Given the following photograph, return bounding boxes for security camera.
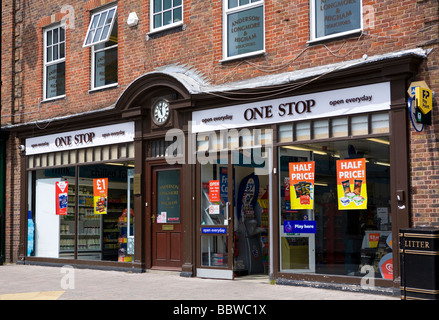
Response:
[18,145,25,152]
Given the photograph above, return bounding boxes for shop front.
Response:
[23,121,140,270]
[189,67,414,291]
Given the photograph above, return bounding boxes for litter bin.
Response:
[400,227,439,300]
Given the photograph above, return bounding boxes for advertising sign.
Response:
[209,180,220,202]
[227,6,264,58]
[336,158,367,210]
[55,181,68,215]
[289,161,315,210]
[284,220,317,234]
[314,0,361,39]
[93,178,108,215]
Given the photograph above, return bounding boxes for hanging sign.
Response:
[55,181,68,215]
[289,161,315,210]
[93,178,108,214]
[336,158,367,210]
[414,86,433,125]
[209,180,220,202]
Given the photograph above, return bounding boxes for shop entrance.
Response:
[197,144,272,280]
[151,166,183,270]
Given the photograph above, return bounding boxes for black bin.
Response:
[400,227,439,300]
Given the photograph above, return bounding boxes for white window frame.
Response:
[150,0,184,33]
[309,0,363,43]
[43,24,66,101]
[222,0,265,62]
[84,5,118,91]
[83,5,118,48]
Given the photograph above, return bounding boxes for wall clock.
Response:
[152,99,170,126]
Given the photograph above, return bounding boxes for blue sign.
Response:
[202,227,227,234]
[284,220,316,234]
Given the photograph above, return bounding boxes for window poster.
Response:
[314,0,361,39]
[336,158,367,210]
[55,181,68,215]
[289,162,315,210]
[157,170,180,223]
[227,5,264,58]
[209,180,220,202]
[93,178,108,214]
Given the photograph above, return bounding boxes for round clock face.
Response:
[152,99,169,126]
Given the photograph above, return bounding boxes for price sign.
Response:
[93,178,108,215]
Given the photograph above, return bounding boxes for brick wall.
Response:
[1,0,438,261]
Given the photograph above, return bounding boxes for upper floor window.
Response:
[310,0,362,42]
[223,0,264,61]
[83,5,118,90]
[44,24,66,100]
[151,0,183,32]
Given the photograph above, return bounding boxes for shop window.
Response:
[279,137,392,279]
[277,113,389,143]
[309,0,362,42]
[151,0,183,32]
[27,163,135,262]
[223,0,264,60]
[43,24,66,100]
[83,5,118,90]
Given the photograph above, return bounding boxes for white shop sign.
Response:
[192,82,390,133]
[25,122,135,155]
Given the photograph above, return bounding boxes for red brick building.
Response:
[1,0,438,295]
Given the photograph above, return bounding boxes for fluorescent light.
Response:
[367,138,390,145]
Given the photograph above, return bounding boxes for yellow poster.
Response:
[93,178,108,215]
[336,158,367,210]
[289,161,315,210]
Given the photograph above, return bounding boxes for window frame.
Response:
[43,24,66,101]
[222,0,265,62]
[83,5,118,48]
[86,5,118,91]
[309,0,363,43]
[149,0,184,33]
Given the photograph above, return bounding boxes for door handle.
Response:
[151,214,156,223]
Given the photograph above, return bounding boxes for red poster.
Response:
[209,180,220,202]
[55,181,68,215]
[93,178,108,214]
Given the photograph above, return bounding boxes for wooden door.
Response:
[151,166,183,270]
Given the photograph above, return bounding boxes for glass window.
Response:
[279,137,392,279]
[83,6,117,47]
[87,6,118,90]
[224,0,264,60]
[28,162,135,263]
[151,0,183,31]
[310,0,362,42]
[44,25,66,100]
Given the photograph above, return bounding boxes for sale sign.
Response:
[93,178,108,214]
[209,180,220,202]
[336,158,367,210]
[289,161,315,210]
[55,181,68,215]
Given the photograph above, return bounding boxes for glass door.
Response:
[197,152,234,279]
[279,148,316,273]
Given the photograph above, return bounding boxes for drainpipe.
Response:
[0,130,8,264]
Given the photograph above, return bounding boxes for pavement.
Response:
[0,263,399,302]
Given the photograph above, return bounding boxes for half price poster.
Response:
[93,178,108,215]
[336,158,367,210]
[289,161,315,210]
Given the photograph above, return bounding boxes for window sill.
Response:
[146,23,185,40]
[307,29,363,45]
[220,50,266,64]
[41,95,66,104]
[88,83,119,94]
